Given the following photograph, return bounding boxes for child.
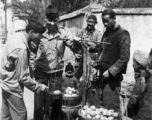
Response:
[62,62,79,91]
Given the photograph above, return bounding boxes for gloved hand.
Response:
[41,84,49,93]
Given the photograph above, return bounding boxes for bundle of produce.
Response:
[63,87,79,97]
[78,104,119,120]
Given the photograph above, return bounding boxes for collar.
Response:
[105,25,121,33]
[85,27,95,35]
[43,26,61,41]
[19,32,31,52]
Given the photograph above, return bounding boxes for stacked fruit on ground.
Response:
[79,105,119,120]
[63,87,78,97]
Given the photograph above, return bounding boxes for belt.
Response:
[49,70,63,78]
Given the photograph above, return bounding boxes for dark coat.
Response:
[98,25,131,114]
[127,77,145,118]
[99,25,130,77]
[133,76,152,120]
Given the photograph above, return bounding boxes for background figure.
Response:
[132,48,152,120]
[127,50,148,118]
[70,14,102,81]
[95,8,130,119]
[62,62,79,91]
[0,19,48,120]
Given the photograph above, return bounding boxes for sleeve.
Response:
[4,49,20,72]
[96,31,102,43]
[29,51,37,78]
[134,82,152,120]
[76,29,83,38]
[108,32,131,77]
[91,31,103,49]
[16,49,44,93]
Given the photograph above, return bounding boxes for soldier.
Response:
[0,19,48,120]
[33,5,73,120]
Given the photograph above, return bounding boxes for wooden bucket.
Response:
[62,104,81,120]
[62,95,81,107]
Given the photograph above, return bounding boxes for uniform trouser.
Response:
[34,79,48,120]
[1,90,27,120]
[49,72,63,120]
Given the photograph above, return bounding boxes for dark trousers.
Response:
[100,75,122,119]
[34,69,49,120]
[1,90,27,120]
[48,71,64,120]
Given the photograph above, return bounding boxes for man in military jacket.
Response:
[33,5,72,120]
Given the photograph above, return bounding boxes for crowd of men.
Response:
[0,4,152,120]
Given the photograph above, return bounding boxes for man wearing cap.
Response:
[94,8,131,119]
[0,19,48,120]
[73,14,102,80]
[127,50,148,119]
[130,49,152,120]
[33,5,73,119]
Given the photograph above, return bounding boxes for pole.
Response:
[82,46,87,107]
[4,0,7,40]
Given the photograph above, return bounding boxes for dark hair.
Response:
[26,19,46,34]
[65,62,74,72]
[46,5,59,21]
[102,8,116,19]
[87,15,97,23]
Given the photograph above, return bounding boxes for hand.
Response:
[103,70,110,79]
[130,95,138,104]
[41,84,49,93]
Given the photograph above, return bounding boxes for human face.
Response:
[133,60,146,78]
[45,17,59,25]
[87,19,96,30]
[29,32,42,51]
[45,17,59,33]
[102,15,115,31]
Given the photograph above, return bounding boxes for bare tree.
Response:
[12,0,51,24]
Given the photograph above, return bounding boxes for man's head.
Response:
[133,50,149,78]
[45,5,59,34]
[101,9,116,31]
[86,15,97,31]
[26,19,46,52]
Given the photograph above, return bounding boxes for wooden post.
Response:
[4,0,7,40]
[82,46,87,107]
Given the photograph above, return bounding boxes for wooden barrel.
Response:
[62,104,81,120]
[62,95,81,107]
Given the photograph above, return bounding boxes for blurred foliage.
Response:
[12,0,51,24]
[11,0,152,24]
[98,0,152,8]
